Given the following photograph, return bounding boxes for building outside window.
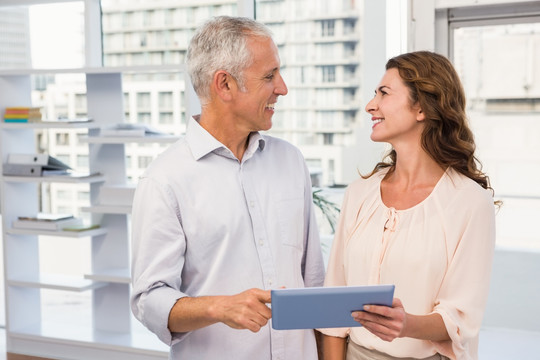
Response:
[321,19,335,37]
[322,65,336,83]
[452,21,540,250]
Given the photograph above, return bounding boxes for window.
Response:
[343,19,356,35]
[0,2,84,69]
[323,133,334,145]
[159,91,173,108]
[321,20,335,37]
[137,112,151,123]
[136,92,151,109]
[57,190,72,200]
[138,155,153,169]
[159,112,174,124]
[77,191,89,201]
[446,6,540,250]
[76,154,88,168]
[321,66,336,83]
[55,154,71,165]
[102,0,236,66]
[55,133,70,146]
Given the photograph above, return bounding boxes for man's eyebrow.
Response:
[262,67,279,77]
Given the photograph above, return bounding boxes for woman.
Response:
[319,51,497,360]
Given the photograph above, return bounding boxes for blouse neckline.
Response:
[377,167,451,212]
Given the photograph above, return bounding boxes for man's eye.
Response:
[265,74,275,80]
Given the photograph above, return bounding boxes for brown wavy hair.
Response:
[365,51,497,199]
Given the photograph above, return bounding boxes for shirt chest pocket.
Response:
[276,197,304,249]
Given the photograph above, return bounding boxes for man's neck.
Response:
[198,111,251,161]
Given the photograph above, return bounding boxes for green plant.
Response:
[312,189,340,234]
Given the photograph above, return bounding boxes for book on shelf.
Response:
[62,223,101,232]
[3,153,71,177]
[3,107,42,123]
[13,213,83,231]
[100,123,166,137]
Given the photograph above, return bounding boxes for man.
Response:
[130,16,325,359]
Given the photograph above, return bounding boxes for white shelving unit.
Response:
[0,68,171,360]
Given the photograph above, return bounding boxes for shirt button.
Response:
[249,201,255,207]
[268,279,273,285]
[259,239,264,246]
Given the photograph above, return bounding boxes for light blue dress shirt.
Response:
[131,117,325,360]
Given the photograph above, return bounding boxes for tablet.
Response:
[271,284,395,330]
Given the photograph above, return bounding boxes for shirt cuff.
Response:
[139,285,188,345]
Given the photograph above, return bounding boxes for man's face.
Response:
[232,36,288,132]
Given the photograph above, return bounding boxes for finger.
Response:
[357,319,397,342]
[257,303,272,320]
[363,304,393,317]
[352,310,385,323]
[249,288,272,304]
[245,313,270,333]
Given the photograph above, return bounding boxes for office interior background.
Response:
[0,0,538,359]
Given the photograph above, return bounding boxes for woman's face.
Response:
[365,68,425,146]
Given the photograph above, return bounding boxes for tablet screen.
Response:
[271,284,395,330]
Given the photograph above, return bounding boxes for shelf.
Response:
[9,321,168,358]
[2,173,106,183]
[1,63,163,360]
[81,205,132,214]
[7,227,107,238]
[84,268,131,284]
[8,273,107,292]
[80,134,180,144]
[0,121,97,129]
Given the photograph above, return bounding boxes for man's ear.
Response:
[213,70,236,101]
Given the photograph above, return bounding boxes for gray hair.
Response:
[186,16,274,105]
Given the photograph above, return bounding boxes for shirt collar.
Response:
[186,116,266,161]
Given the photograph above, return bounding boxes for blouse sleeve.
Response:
[431,188,496,359]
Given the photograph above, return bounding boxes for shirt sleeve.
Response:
[301,159,326,288]
[130,176,189,345]
[431,188,496,359]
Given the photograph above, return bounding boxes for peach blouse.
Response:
[320,168,496,360]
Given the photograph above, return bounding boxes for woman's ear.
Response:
[416,106,425,122]
[213,70,236,101]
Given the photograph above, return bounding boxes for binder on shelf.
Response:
[2,163,42,176]
[8,153,71,168]
[3,153,71,177]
